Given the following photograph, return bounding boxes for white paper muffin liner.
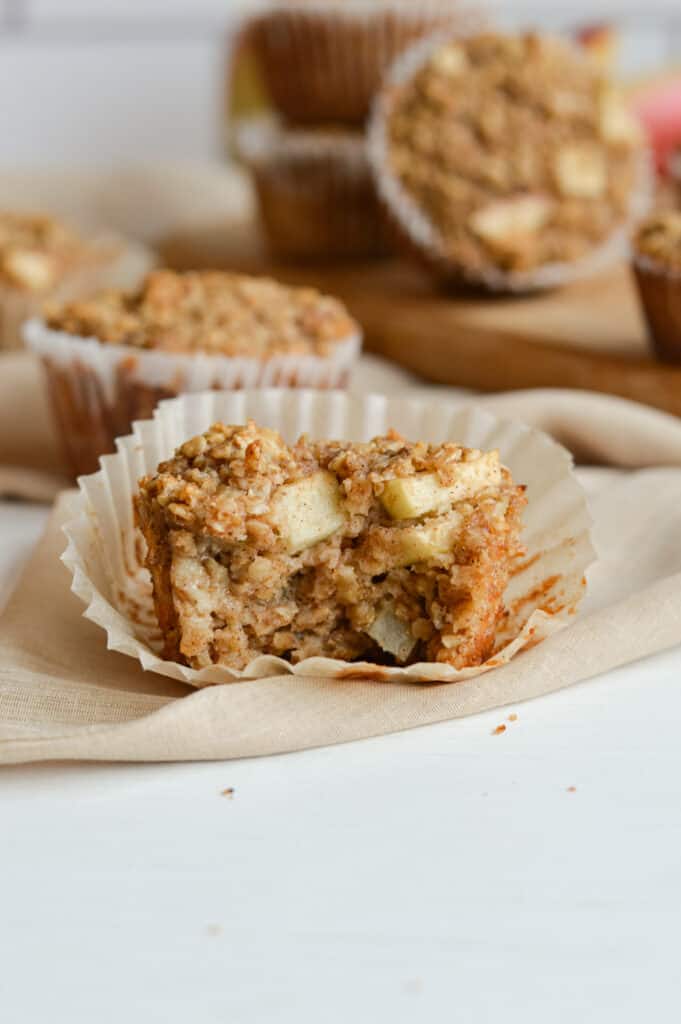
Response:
[24,318,361,477]
[62,388,594,686]
[0,234,154,351]
[367,30,654,293]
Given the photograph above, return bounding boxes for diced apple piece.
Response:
[271,470,346,554]
[366,604,416,663]
[554,144,607,198]
[469,196,552,249]
[429,44,469,77]
[388,518,459,568]
[2,249,56,291]
[599,89,642,146]
[380,451,501,521]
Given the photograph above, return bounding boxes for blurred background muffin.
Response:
[230,0,483,261]
[632,210,681,363]
[368,30,651,291]
[0,211,152,351]
[25,269,362,476]
[246,0,483,125]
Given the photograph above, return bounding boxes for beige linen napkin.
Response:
[2,394,681,764]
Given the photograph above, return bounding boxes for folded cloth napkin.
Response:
[1,384,681,764]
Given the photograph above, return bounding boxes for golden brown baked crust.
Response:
[45,269,358,356]
[385,32,645,274]
[0,212,88,292]
[136,421,526,671]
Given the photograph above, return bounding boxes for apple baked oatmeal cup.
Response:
[368,30,652,292]
[0,210,152,350]
[136,420,526,671]
[24,269,361,478]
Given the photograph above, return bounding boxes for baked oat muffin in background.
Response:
[0,211,150,350]
[632,211,681,364]
[369,30,652,292]
[24,269,361,477]
[247,0,482,126]
[236,118,389,260]
[136,419,525,671]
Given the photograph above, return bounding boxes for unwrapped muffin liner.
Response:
[0,234,154,351]
[247,0,483,125]
[367,30,654,293]
[62,388,594,686]
[23,318,361,478]
[236,117,389,259]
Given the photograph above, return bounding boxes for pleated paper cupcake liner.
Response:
[23,319,362,479]
[367,30,654,294]
[62,388,594,686]
[248,0,483,125]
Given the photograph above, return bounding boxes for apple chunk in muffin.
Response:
[135,421,526,671]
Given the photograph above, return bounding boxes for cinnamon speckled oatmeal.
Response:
[384,31,645,275]
[46,269,358,356]
[0,212,88,292]
[136,421,526,671]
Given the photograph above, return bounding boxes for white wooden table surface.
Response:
[2,492,681,1023]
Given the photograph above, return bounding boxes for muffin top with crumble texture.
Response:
[45,269,359,357]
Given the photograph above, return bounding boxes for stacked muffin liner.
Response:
[237,0,481,260]
[62,389,594,686]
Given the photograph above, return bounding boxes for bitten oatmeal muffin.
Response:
[370,31,649,289]
[633,210,681,363]
[24,270,361,478]
[136,421,526,671]
[0,211,125,350]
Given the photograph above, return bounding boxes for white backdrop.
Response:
[0,0,680,165]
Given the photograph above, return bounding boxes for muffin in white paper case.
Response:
[24,296,360,479]
[62,389,593,686]
[367,30,653,293]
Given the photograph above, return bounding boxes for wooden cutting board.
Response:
[160,224,681,418]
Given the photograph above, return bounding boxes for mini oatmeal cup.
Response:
[247,0,482,126]
[0,210,152,350]
[368,30,652,292]
[24,269,361,478]
[632,211,681,363]
[63,390,594,687]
